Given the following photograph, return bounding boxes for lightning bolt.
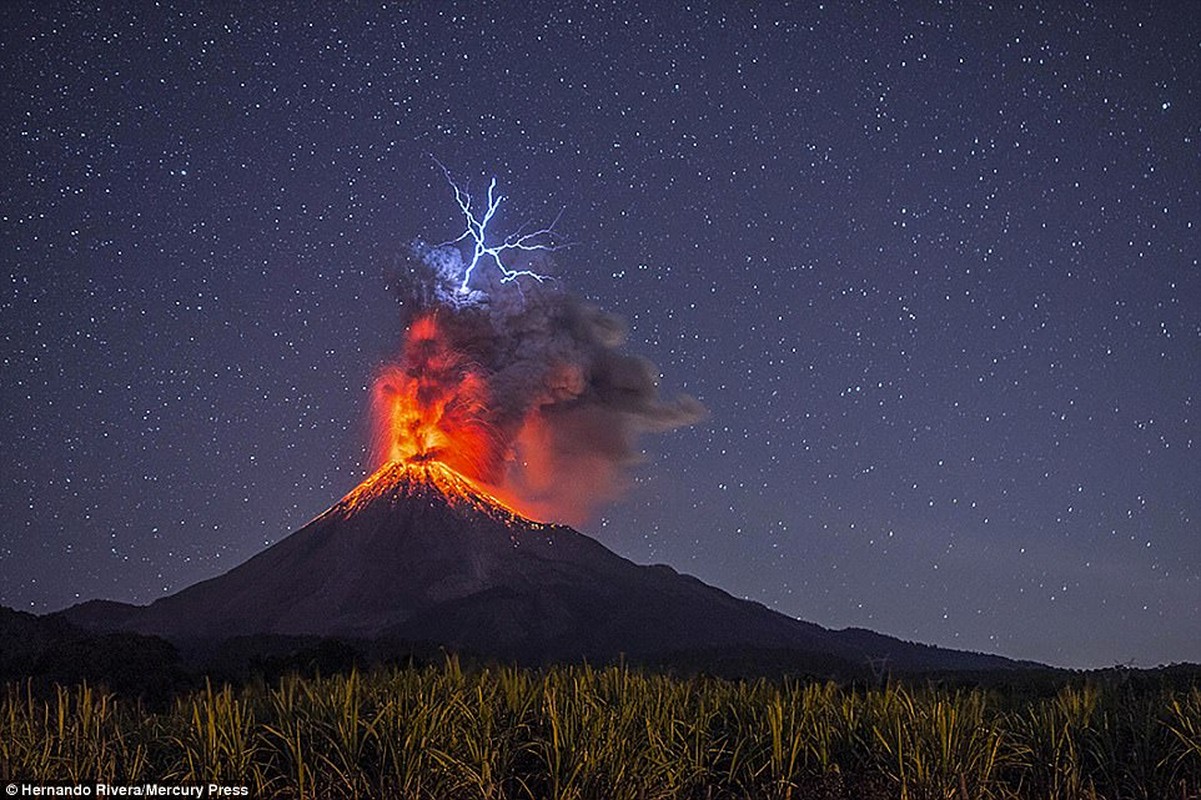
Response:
[436,162,562,293]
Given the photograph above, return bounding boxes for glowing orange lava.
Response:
[368,312,534,519]
[338,460,546,528]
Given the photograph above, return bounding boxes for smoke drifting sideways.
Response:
[372,240,706,526]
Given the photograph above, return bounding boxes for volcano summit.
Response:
[61,460,1028,674]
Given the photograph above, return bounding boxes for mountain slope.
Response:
[59,462,1030,673]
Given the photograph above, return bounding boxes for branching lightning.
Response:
[436,162,563,293]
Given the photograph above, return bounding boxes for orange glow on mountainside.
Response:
[338,460,545,528]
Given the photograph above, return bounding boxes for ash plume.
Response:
[378,242,705,525]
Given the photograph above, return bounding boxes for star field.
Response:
[2,2,1198,668]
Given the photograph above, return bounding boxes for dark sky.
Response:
[2,2,1197,668]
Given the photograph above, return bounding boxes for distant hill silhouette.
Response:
[0,606,187,701]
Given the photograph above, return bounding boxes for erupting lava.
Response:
[373,315,497,474]
[369,312,528,518]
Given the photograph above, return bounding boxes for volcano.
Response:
[59,462,1028,673]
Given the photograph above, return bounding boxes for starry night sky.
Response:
[3,3,1198,668]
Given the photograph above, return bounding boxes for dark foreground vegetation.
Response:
[4,657,1201,800]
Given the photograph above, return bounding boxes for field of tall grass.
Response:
[3,659,1199,799]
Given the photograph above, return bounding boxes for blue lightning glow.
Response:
[436,163,562,293]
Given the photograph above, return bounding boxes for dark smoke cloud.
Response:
[391,242,705,525]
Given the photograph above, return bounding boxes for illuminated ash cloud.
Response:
[373,172,704,525]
